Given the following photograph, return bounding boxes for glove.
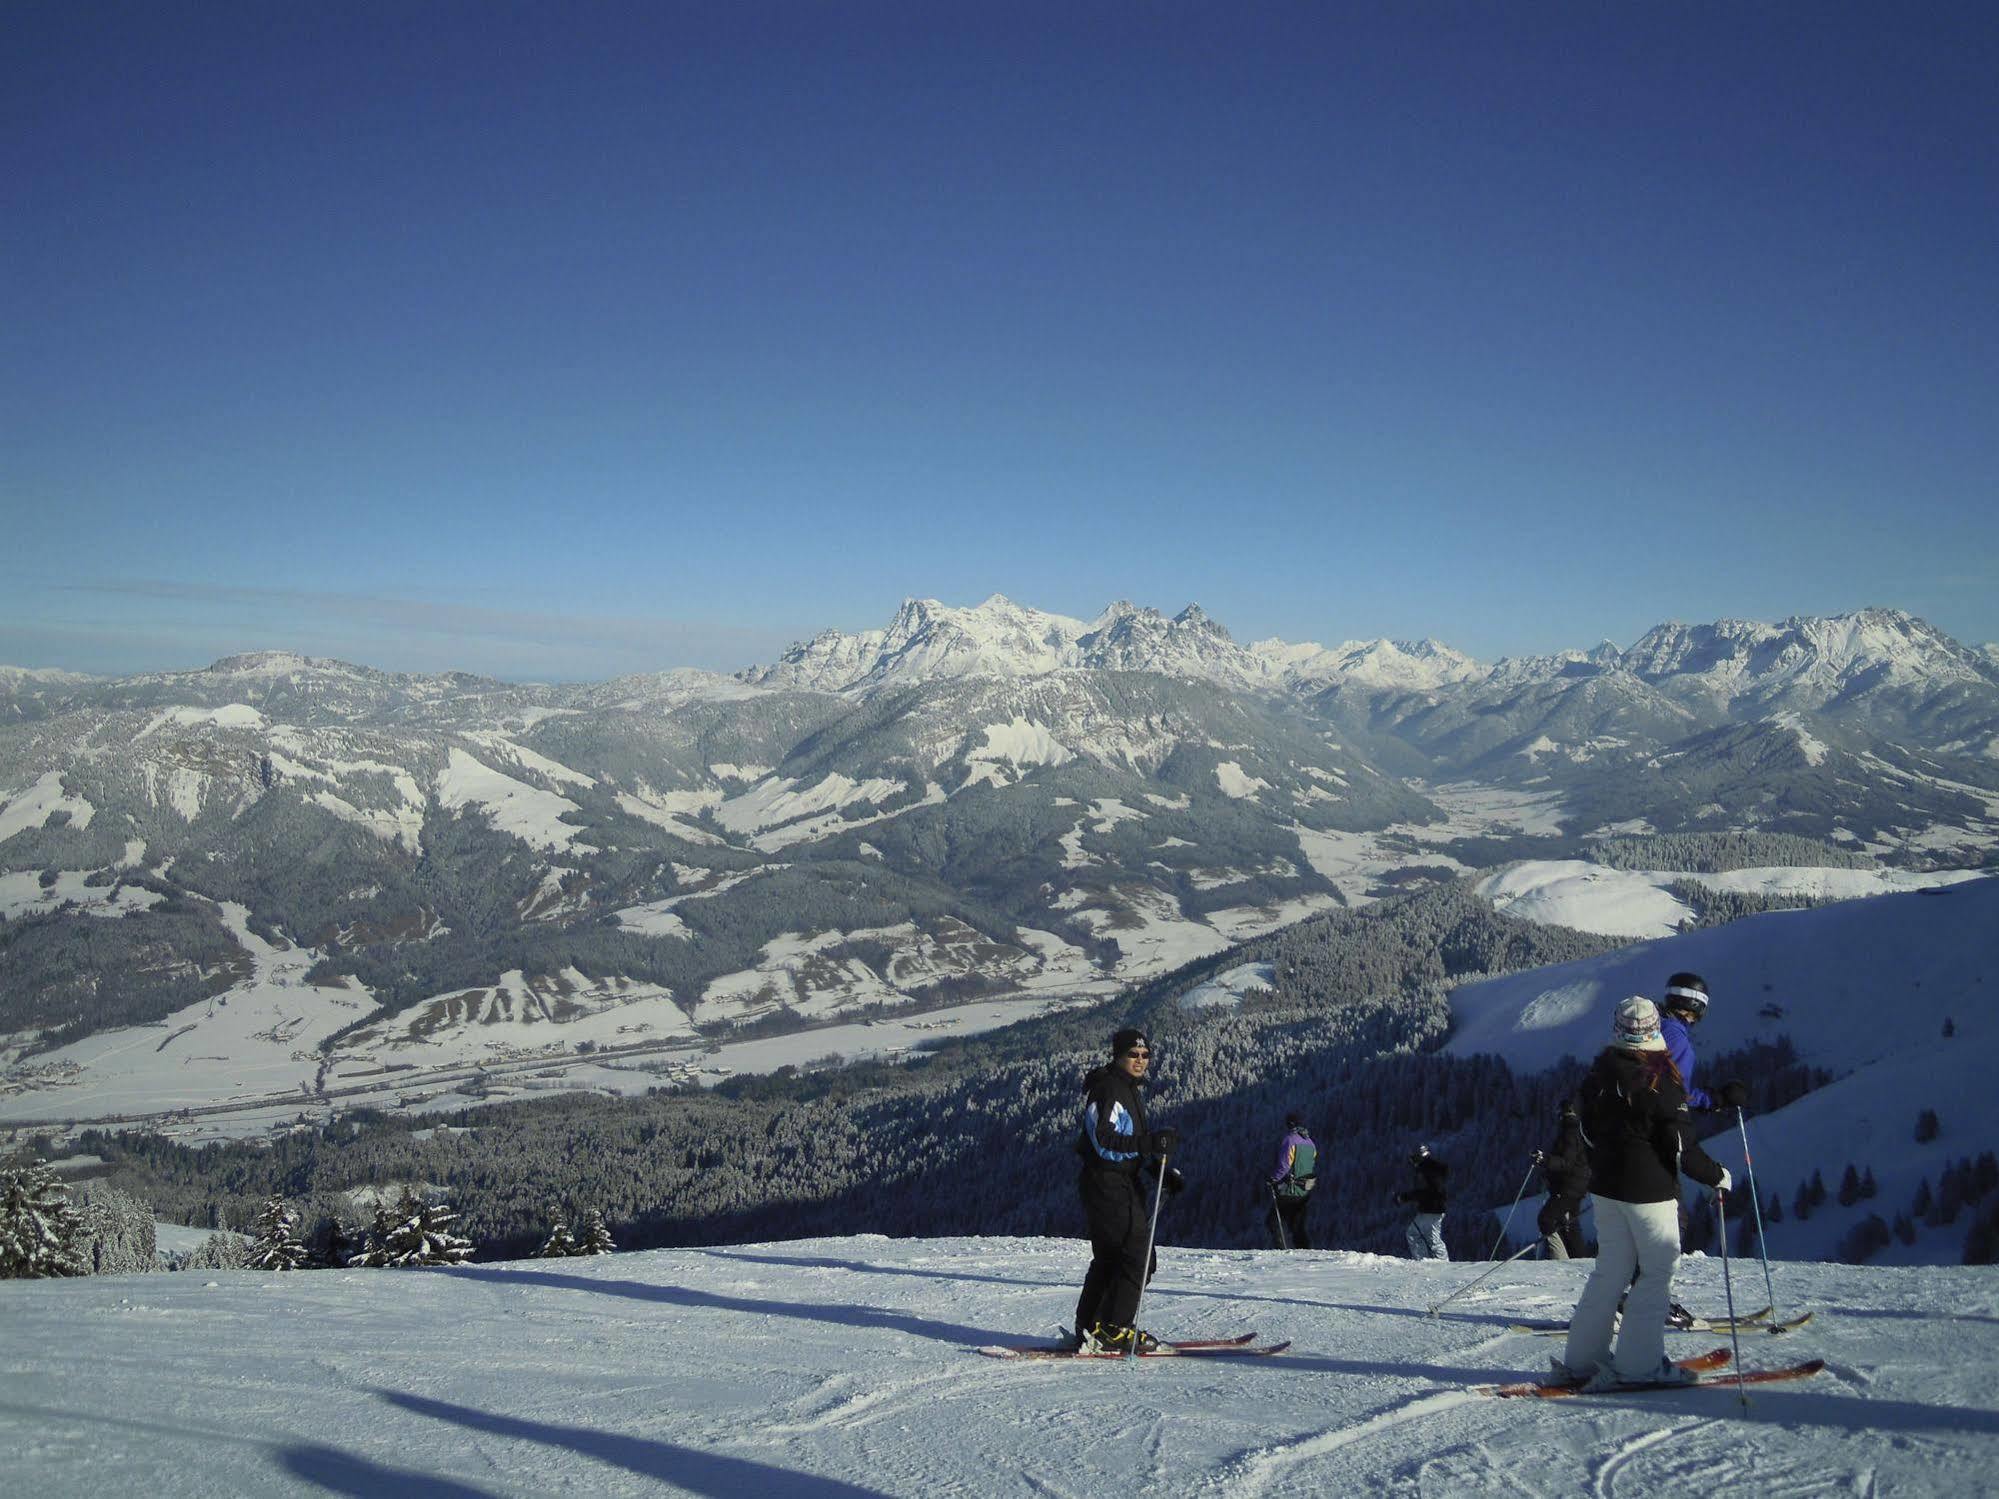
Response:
[1713,1166,1733,1195]
[1162,1167,1186,1196]
[1718,1079,1750,1109]
[1147,1128,1180,1156]
[1530,1149,1545,1166]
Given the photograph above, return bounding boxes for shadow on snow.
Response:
[378,1389,893,1497]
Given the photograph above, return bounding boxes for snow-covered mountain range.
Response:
[2,599,1996,1140]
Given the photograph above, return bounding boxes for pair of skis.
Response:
[1509,1304,1815,1337]
[980,1330,1290,1361]
[1478,1345,1826,1398]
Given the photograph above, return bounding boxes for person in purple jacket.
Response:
[1266,1112,1317,1249]
[1658,973,1750,1116]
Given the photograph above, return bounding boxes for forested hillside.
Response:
[53,885,1745,1261]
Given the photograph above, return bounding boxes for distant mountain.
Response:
[3,598,1996,1134]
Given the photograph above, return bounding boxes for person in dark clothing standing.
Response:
[1396,1144,1449,1259]
[1072,1026,1181,1353]
[1535,1098,1590,1260]
[1559,996,1731,1390]
[1266,1112,1317,1250]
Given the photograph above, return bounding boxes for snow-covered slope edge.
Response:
[1449,877,1999,1262]
[3,1235,1994,1496]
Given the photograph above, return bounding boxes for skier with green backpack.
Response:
[1266,1112,1318,1249]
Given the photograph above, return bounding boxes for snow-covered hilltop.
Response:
[4,1234,1995,1495]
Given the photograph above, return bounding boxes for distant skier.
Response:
[1397,1145,1449,1260]
[1558,996,1731,1390]
[1266,1112,1317,1250]
[1658,972,1750,1115]
[1071,1027,1182,1354]
[1535,1098,1589,1260]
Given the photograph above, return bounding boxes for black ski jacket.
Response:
[1540,1116,1590,1198]
[1396,1157,1448,1214]
[1577,1046,1726,1204]
[1075,1065,1152,1176]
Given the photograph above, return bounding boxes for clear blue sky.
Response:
[5,2,1996,680]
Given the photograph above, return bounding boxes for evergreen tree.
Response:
[1809,1169,1828,1206]
[1838,1164,1861,1207]
[1793,1181,1812,1221]
[1892,1212,1916,1246]
[1766,1190,1783,1224]
[0,1161,89,1279]
[1975,1153,1999,1201]
[578,1208,615,1256]
[375,1188,474,1268]
[246,1196,309,1272]
[1966,1202,1999,1266]
[1916,1108,1941,1143]
[347,1195,403,1268]
[1942,1017,1955,1038]
[1912,1177,1934,1219]
[185,1232,249,1270]
[76,1182,157,1275]
[535,1215,579,1258]
[1860,1166,1878,1201]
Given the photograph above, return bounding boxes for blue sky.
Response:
[5,2,1996,680]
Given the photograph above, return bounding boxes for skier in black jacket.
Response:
[1396,1145,1449,1259]
[1535,1098,1589,1259]
[1559,997,1731,1390]
[1072,1027,1181,1353]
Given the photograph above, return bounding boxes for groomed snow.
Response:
[4,1235,1993,1496]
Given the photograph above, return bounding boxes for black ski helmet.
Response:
[1285,1111,1305,1130]
[1663,972,1710,1020]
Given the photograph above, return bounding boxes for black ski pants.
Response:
[1075,1167,1155,1332]
[1267,1193,1311,1250]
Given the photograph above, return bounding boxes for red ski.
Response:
[1478,1346,1732,1397]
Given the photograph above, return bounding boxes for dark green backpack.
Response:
[1278,1139,1317,1199]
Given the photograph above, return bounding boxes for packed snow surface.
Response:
[4,1235,1995,1496]
[1475,858,1980,939]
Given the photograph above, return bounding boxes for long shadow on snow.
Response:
[278,1443,504,1498]
[1573,1386,1999,1438]
[379,1390,892,1497]
[701,1246,1066,1292]
[451,1265,1016,1346]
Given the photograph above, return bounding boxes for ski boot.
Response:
[1664,1302,1697,1330]
[1089,1322,1161,1354]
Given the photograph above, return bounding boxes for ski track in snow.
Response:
[5,1237,1999,1496]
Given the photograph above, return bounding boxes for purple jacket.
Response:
[1660,1013,1712,1110]
[1270,1127,1312,1185]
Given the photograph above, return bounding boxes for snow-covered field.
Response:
[1472,858,1981,939]
[4,1235,1995,1496]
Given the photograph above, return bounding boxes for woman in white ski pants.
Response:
[1562,997,1729,1387]
[1563,1197,1680,1379]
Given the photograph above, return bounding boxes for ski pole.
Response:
[1716,1184,1749,1409]
[1427,1238,1535,1317]
[1487,1159,1537,1262]
[1736,1107,1779,1317]
[1270,1182,1290,1251]
[1127,1151,1170,1363]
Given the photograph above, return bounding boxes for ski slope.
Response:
[3,1235,1994,1496]
[1448,877,1999,1263]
